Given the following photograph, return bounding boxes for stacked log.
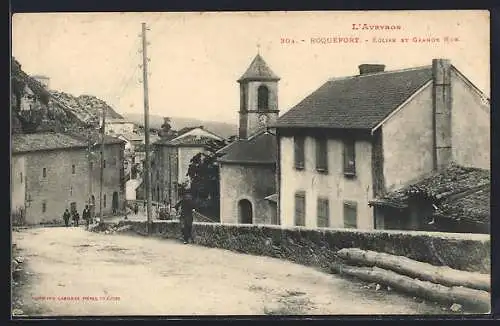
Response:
[334,248,490,312]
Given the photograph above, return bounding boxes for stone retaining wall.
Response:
[118,220,490,273]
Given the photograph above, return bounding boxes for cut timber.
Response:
[337,248,490,292]
[331,264,490,313]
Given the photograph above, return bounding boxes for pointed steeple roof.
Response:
[238,54,280,83]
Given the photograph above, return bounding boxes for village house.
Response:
[217,54,280,225]
[11,132,126,225]
[105,118,136,136]
[273,59,490,230]
[150,125,223,206]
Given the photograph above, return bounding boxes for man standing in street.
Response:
[83,205,91,229]
[73,211,80,227]
[63,209,70,227]
[174,190,196,244]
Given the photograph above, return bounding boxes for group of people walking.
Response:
[63,205,92,228]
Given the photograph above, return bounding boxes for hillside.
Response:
[122,112,237,139]
[11,57,123,135]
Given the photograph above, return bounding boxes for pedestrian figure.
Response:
[73,211,80,227]
[83,205,91,229]
[134,203,139,215]
[174,190,196,244]
[63,209,70,227]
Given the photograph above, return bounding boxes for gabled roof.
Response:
[274,66,433,130]
[238,54,280,83]
[217,129,277,165]
[177,126,203,136]
[12,132,123,154]
[370,164,490,225]
[117,132,143,142]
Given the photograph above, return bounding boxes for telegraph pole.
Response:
[141,22,153,232]
[99,105,106,223]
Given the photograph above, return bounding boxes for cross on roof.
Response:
[257,43,261,54]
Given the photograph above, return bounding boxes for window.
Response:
[20,172,23,183]
[103,160,106,168]
[294,192,306,226]
[257,85,269,110]
[103,194,107,208]
[294,136,305,169]
[317,198,330,227]
[343,139,356,176]
[42,168,47,178]
[90,162,93,170]
[72,164,76,174]
[42,201,47,213]
[343,201,358,228]
[316,137,328,172]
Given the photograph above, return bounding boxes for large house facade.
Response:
[274,59,490,230]
[11,132,125,224]
[218,54,280,225]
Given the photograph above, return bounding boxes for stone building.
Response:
[11,132,125,224]
[274,59,490,231]
[217,54,280,225]
[151,126,223,205]
[369,164,490,234]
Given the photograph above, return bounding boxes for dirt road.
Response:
[12,227,446,316]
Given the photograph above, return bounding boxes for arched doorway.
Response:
[238,199,253,224]
[112,192,119,214]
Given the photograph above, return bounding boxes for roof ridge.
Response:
[327,65,432,83]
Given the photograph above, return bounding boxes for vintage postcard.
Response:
[11,10,491,317]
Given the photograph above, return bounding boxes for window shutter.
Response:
[343,201,358,228]
[294,136,305,169]
[317,198,329,227]
[294,192,306,226]
[343,139,356,175]
[316,138,328,171]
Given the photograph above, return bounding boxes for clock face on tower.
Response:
[258,114,269,126]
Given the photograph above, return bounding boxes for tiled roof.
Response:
[154,135,214,147]
[238,54,280,82]
[274,66,433,130]
[217,130,277,164]
[177,126,203,136]
[371,164,490,224]
[12,132,123,153]
[118,132,143,141]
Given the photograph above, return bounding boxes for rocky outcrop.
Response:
[11,57,123,135]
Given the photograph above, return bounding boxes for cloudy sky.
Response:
[12,11,489,124]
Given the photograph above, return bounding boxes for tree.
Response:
[186,138,228,219]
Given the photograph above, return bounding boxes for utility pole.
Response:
[141,22,153,232]
[99,105,106,223]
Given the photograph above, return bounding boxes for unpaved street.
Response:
[13,227,445,316]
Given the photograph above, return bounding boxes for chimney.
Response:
[432,59,452,171]
[358,64,385,75]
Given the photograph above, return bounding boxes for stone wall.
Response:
[119,220,490,274]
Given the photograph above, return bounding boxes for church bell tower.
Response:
[238,54,280,139]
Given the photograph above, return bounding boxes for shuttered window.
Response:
[42,200,47,213]
[294,192,306,226]
[72,164,76,174]
[343,201,358,228]
[294,136,305,169]
[343,139,356,176]
[316,137,328,172]
[317,197,329,228]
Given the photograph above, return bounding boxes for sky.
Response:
[12,11,489,124]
